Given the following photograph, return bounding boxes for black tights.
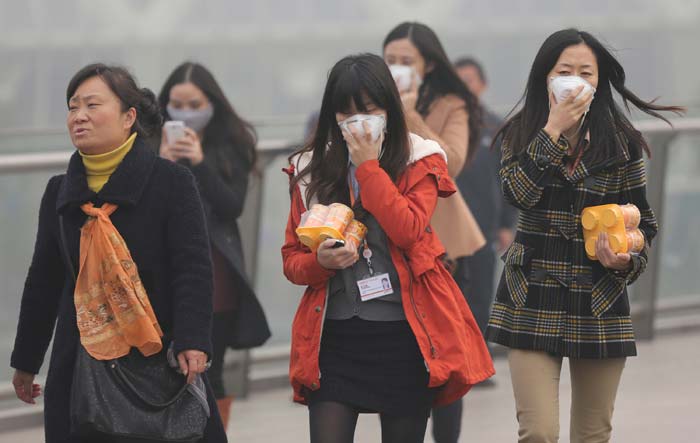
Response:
[309,401,429,443]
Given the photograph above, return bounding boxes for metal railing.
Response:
[0,117,698,431]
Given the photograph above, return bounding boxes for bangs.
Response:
[331,64,387,115]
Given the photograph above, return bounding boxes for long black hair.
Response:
[384,22,481,164]
[496,28,684,162]
[290,53,411,208]
[158,62,257,179]
[67,63,162,139]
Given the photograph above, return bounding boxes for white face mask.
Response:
[338,113,386,142]
[388,64,421,92]
[548,75,596,104]
[338,114,387,164]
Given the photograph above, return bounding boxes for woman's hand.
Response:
[342,122,384,167]
[596,232,633,271]
[177,349,208,384]
[160,127,204,166]
[399,73,419,113]
[543,85,593,142]
[317,239,359,270]
[159,126,178,162]
[12,369,41,404]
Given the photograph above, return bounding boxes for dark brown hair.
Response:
[384,22,481,164]
[159,62,257,179]
[66,63,162,138]
[290,53,410,208]
[496,28,685,161]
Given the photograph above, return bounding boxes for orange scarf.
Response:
[75,202,163,360]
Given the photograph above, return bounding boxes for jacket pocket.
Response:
[590,271,626,317]
[501,242,534,308]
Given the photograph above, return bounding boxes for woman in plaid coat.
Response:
[486,29,683,443]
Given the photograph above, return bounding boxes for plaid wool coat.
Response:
[487,129,658,358]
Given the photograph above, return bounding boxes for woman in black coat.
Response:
[10,63,227,443]
[158,62,269,430]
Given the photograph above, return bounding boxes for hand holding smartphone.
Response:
[164,121,186,143]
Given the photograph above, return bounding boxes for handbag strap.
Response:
[58,215,77,282]
[111,360,190,409]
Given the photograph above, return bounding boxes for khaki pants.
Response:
[508,349,626,443]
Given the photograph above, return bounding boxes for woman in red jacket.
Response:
[282,53,493,443]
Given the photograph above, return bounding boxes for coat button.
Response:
[535,155,550,168]
[314,306,322,313]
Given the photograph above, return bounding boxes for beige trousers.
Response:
[508,349,626,443]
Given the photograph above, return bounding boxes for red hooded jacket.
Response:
[281,133,495,406]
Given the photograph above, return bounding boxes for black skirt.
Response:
[308,317,437,417]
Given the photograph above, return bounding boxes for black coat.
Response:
[187,146,270,350]
[10,137,227,443]
[189,148,255,307]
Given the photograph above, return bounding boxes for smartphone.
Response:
[164,120,186,143]
[331,239,346,249]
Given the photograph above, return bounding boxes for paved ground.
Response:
[2,331,699,442]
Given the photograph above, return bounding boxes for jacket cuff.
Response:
[527,129,568,169]
[611,253,644,284]
[172,336,213,360]
[355,159,381,181]
[300,251,336,289]
[10,352,41,375]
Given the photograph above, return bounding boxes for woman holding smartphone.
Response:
[159,62,269,431]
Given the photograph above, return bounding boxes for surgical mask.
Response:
[388,64,422,92]
[166,105,214,133]
[548,75,595,104]
[338,114,386,164]
[338,114,386,141]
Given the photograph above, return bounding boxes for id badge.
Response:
[357,272,394,302]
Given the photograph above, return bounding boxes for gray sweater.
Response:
[325,211,405,321]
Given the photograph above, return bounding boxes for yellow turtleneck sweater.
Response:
[80,132,137,193]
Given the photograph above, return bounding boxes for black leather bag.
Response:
[59,216,208,442]
[70,346,208,442]
[223,290,271,350]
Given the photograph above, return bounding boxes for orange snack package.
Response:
[344,219,368,250]
[319,203,354,242]
[620,204,641,229]
[626,229,645,254]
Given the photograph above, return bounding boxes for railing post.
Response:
[632,132,677,340]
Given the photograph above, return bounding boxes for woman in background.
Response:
[383,21,486,443]
[159,61,269,431]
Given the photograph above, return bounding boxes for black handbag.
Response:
[222,289,271,350]
[59,215,208,442]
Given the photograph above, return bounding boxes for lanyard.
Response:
[348,169,373,275]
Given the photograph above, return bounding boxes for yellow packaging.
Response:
[295,203,354,251]
[344,220,367,250]
[582,204,628,260]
